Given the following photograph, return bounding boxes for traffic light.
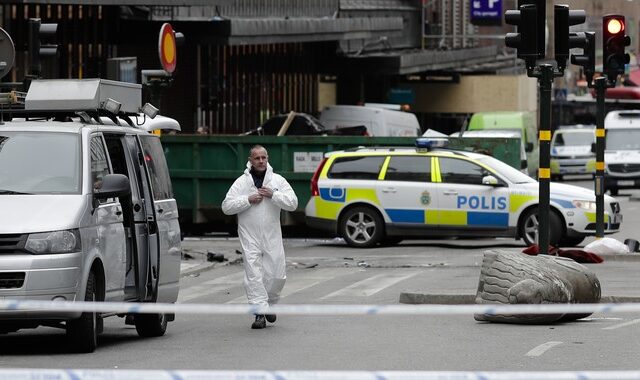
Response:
[570,32,596,87]
[554,5,586,72]
[27,18,58,76]
[602,15,630,83]
[505,3,544,70]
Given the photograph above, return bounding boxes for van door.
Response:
[89,135,126,300]
[124,135,160,301]
[138,135,181,303]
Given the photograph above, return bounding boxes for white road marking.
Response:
[179,271,245,302]
[602,318,640,330]
[321,271,420,299]
[525,341,563,357]
[226,268,348,304]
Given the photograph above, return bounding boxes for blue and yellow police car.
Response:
[305,138,622,248]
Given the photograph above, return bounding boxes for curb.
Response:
[399,292,640,304]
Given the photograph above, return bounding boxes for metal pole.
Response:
[538,64,554,254]
[594,77,607,238]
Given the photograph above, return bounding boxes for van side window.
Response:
[439,157,486,185]
[90,136,113,203]
[139,135,174,200]
[385,156,431,182]
[327,156,385,180]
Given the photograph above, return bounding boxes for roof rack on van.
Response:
[0,79,159,126]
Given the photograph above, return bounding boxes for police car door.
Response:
[435,156,510,232]
[377,155,437,227]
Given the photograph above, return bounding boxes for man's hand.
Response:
[248,193,263,204]
[258,187,273,198]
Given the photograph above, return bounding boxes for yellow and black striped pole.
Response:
[594,77,607,238]
[537,64,554,254]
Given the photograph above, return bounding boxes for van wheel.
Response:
[519,207,562,247]
[134,313,168,337]
[340,206,384,248]
[67,271,98,353]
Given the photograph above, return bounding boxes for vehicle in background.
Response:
[550,125,596,181]
[319,105,420,137]
[243,112,367,136]
[604,110,640,195]
[305,138,622,248]
[466,111,539,177]
[450,129,529,175]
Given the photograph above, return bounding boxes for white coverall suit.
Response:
[222,162,298,307]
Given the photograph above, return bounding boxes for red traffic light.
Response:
[606,18,624,35]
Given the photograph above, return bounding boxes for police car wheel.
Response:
[67,271,98,353]
[340,206,384,248]
[520,208,562,247]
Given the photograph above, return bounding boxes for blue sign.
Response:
[471,0,502,26]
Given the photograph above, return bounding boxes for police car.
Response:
[305,138,622,248]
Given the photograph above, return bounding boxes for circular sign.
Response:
[158,23,177,73]
[0,27,15,79]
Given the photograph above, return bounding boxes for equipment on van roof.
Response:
[0,78,163,128]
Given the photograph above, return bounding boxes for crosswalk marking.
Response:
[178,271,245,302]
[180,268,422,304]
[226,268,346,304]
[320,271,421,299]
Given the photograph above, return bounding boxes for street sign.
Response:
[471,0,503,26]
[0,27,15,79]
[158,23,177,74]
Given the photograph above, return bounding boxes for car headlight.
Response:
[572,200,597,211]
[25,229,81,254]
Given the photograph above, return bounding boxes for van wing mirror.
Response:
[94,174,131,200]
[525,142,534,152]
[591,142,596,153]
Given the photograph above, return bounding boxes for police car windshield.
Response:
[475,155,535,184]
[0,132,81,194]
[606,129,640,150]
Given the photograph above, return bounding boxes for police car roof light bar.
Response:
[415,137,448,150]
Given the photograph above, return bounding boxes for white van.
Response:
[604,110,640,195]
[319,105,420,137]
[0,79,182,352]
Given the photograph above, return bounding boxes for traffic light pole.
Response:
[537,63,555,254]
[593,77,608,238]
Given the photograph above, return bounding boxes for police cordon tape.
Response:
[2,369,640,380]
[2,299,640,315]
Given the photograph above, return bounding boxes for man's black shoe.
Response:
[251,315,266,329]
[265,314,277,323]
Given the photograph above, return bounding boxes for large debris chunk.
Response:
[474,250,601,324]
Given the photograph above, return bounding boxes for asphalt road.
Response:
[1,176,639,372]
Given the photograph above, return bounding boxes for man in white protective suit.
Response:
[222,145,298,329]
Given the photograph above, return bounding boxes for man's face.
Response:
[249,148,268,172]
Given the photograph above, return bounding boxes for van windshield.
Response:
[553,131,594,146]
[0,132,81,194]
[606,129,640,151]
